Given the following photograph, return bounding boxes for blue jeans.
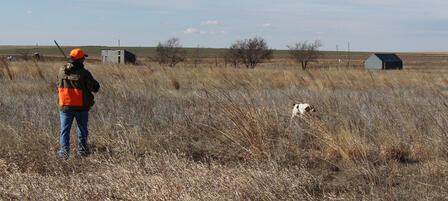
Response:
[58,111,89,159]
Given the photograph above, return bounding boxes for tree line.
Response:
[155,37,322,70]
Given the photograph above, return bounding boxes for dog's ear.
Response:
[305,106,312,112]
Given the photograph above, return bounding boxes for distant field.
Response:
[0,45,372,57]
[2,45,448,71]
[2,45,447,63]
[0,45,228,57]
[0,45,53,50]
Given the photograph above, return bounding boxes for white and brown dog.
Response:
[291,103,316,119]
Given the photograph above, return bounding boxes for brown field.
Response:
[1,54,448,200]
[0,45,53,50]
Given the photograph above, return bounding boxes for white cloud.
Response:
[184,28,198,34]
[201,20,219,25]
[261,23,272,28]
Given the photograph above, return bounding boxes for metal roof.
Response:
[374,54,402,62]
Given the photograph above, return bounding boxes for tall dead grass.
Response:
[0,57,13,80]
[1,59,448,200]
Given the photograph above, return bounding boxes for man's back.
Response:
[57,61,100,112]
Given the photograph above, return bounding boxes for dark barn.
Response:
[365,53,403,70]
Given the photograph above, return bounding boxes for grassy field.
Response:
[0,45,231,57]
[0,45,371,58]
[1,55,448,200]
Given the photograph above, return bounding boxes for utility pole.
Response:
[336,45,340,67]
[347,42,351,68]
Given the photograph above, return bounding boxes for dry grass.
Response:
[0,56,13,80]
[1,57,448,200]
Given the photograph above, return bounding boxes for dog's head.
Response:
[292,103,316,115]
[305,105,316,113]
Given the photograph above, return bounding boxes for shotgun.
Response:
[54,40,69,62]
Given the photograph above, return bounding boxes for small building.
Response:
[365,53,402,70]
[101,50,136,64]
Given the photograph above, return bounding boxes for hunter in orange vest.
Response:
[57,48,100,160]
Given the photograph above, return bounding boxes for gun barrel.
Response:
[54,40,69,61]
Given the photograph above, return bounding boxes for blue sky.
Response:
[1,0,448,52]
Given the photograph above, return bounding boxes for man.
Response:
[57,48,100,160]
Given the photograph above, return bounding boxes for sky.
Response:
[1,0,448,52]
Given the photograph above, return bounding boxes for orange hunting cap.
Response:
[69,48,88,60]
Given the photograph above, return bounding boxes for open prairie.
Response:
[1,54,448,200]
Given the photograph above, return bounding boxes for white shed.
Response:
[101,50,136,64]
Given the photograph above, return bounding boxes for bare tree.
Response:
[287,40,323,70]
[224,42,243,68]
[155,38,186,67]
[226,37,273,68]
[243,37,273,68]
